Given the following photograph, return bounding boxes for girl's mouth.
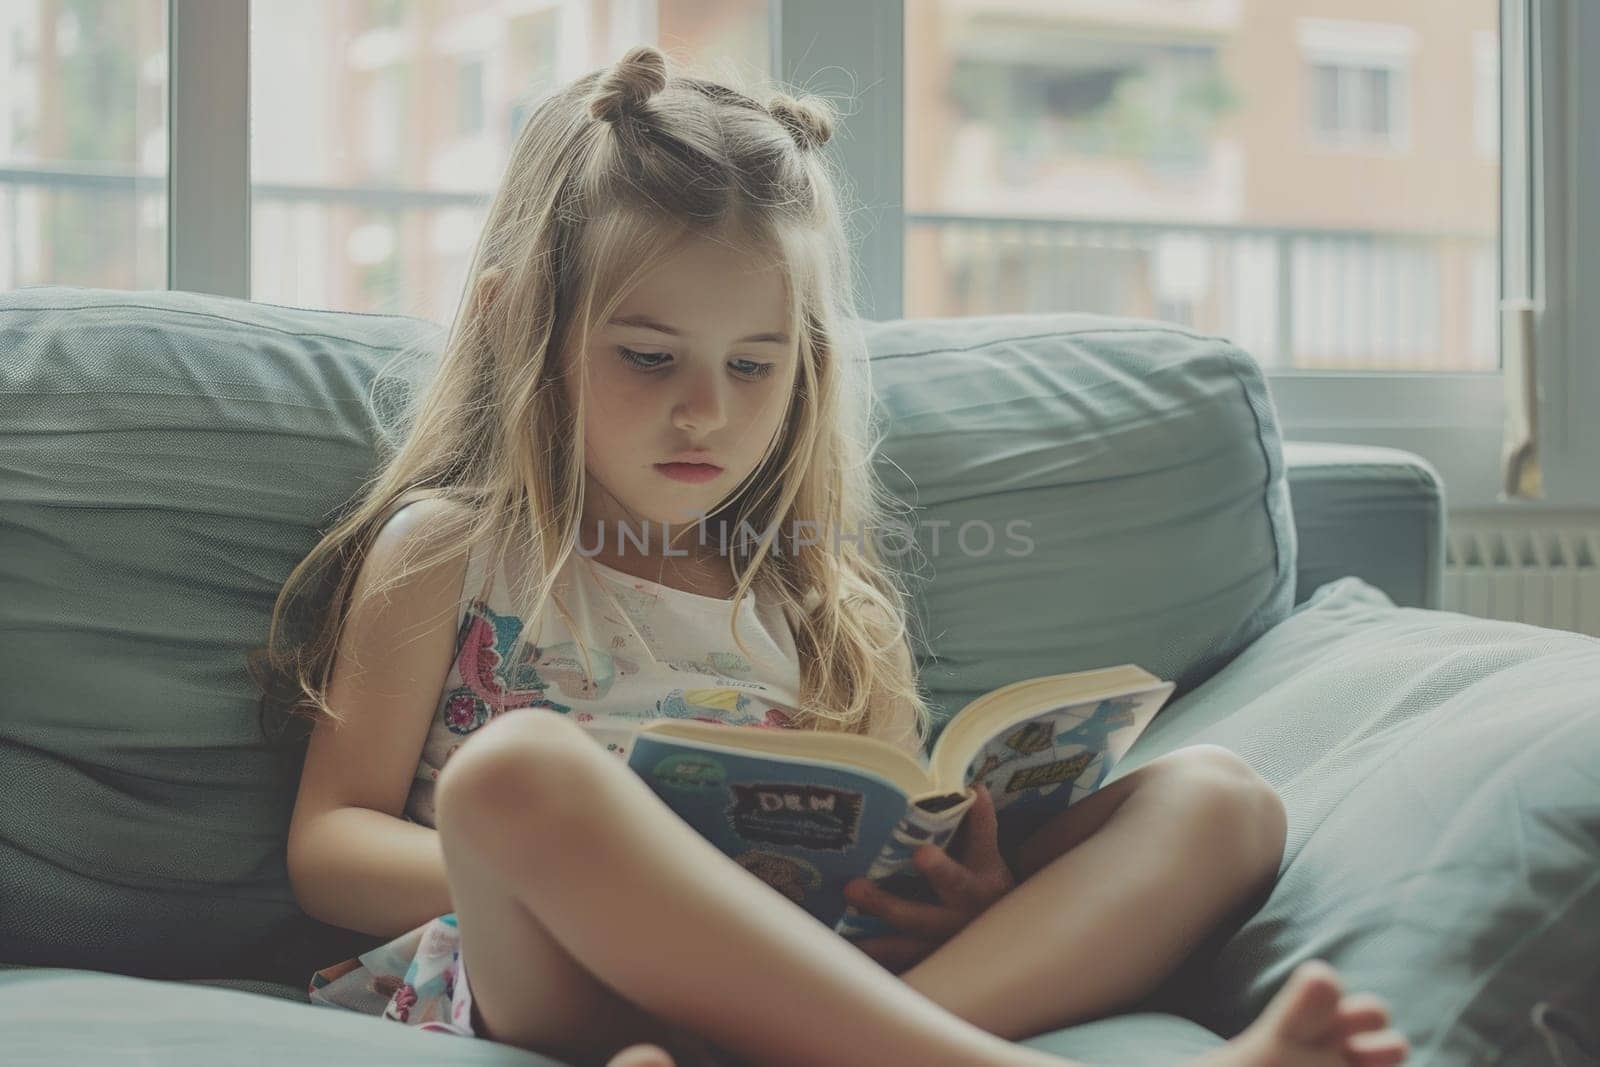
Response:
[654,462,723,484]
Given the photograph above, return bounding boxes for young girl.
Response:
[255,44,1410,1067]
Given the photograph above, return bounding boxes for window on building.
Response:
[1309,61,1403,147]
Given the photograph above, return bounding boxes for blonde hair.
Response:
[251,44,933,754]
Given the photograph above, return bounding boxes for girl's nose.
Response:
[672,366,728,434]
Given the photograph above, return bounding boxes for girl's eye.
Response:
[730,359,777,381]
[617,347,670,370]
[617,347,776,381]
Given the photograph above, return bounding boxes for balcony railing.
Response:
[906,212,1498,372]
[2,165,1497,372]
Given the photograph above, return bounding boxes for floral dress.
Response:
[305,539,806,1038]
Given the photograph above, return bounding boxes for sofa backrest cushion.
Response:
[860,314,1296,728]
[0,287,440,980]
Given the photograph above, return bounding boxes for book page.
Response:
[957,683,1174,819]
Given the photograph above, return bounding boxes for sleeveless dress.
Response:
[304,534,806,1037]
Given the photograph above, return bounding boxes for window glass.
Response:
[0,0,167,290]
[250,0,770,319]
[906,1,1500,372]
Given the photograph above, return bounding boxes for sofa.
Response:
[1,284,1595,1067]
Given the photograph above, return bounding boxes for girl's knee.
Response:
[1162,745,1286,877]
[1164,743,1271,795]
[436,709,605,837]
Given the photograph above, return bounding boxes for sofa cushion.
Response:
[0,965,1226,1066]
[1116,576,1600,1064]
[861,313,1296,729]
[1283,441,1445,610]
[0,967,557,1065]
[0,286,439,980]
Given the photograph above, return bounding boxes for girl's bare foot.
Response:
[606,1044,676,1067]
[604,1030,751,1067]
[1193,959,1410,1067]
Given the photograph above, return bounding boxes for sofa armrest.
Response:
[1285,441,1446,609]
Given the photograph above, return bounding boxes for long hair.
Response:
[250,44,933,757]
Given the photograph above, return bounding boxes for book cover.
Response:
[626,671,1174,938]
[627,734,917,930]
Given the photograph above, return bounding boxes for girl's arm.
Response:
[290,806,453,938]
[285,497,472,940]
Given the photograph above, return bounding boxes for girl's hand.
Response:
[843,783,1016,974]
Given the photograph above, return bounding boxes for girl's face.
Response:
[568,233,799,554]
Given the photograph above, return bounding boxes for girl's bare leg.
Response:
[610,962,1413,1067]
[898,744,1289,1042]
[440,713,1407,1067]
[437,780,723,1067]
[435,707,1067,1067]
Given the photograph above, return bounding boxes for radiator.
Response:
[1442,527,1600,637]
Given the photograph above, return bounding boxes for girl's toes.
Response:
[1265,959,1345,1044]
[606,1044,677,1067]
[1330,992,1391,1042]
[1344,1028,1411,1067]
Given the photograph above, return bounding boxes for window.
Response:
[4,0,1594,510]
[904,3,1489,373]
[1308,62,1404,147]
[1298,18,1415,152]
[0,0,167,290]
[249,0,770,319]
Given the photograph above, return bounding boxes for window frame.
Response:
[161,0,1593,512]
[168,0,248,296]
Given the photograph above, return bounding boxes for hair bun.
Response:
[590,44,669,125]
[765,93,834,152]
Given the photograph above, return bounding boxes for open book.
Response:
[625,664,1176,941]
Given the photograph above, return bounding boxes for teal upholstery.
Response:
[1282,441,1446,611]
[857,314,1297,728]
[3,285,1593,1066]
[1114,576,1600,1065]
[0,289,442,983]
[0,963,1231,1065]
